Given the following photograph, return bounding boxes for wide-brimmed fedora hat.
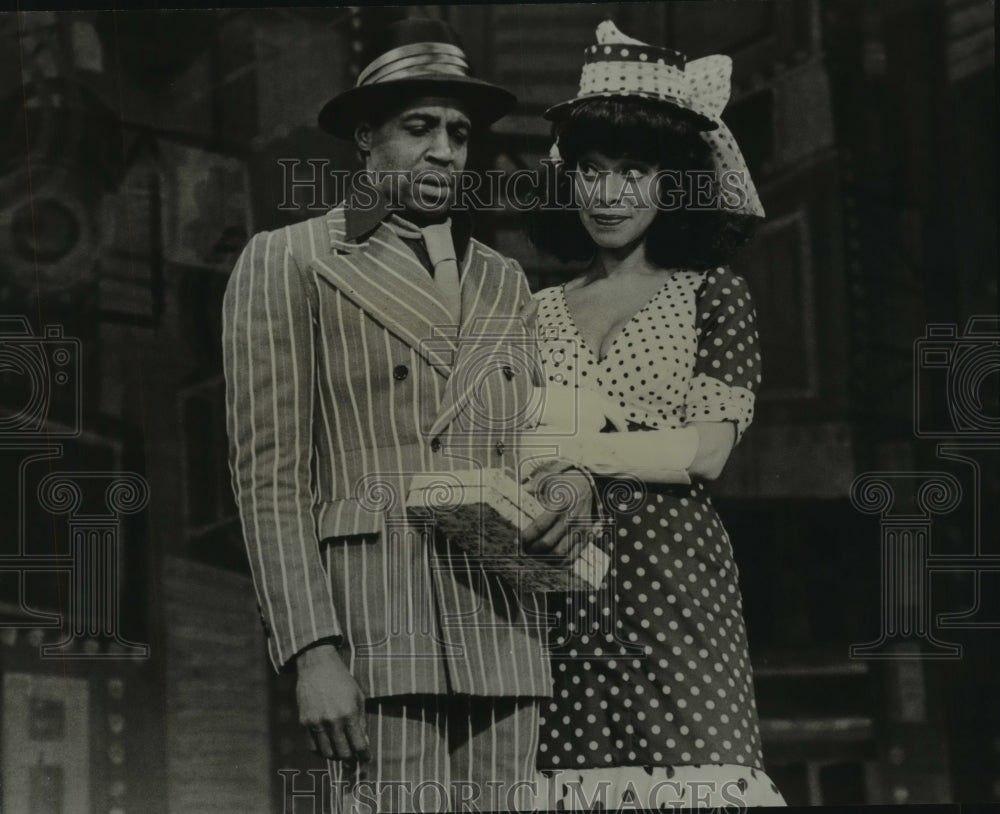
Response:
[319,17,516,139]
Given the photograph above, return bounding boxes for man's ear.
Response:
[354,122,372,156]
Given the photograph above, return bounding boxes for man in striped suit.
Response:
[223,18,587,813]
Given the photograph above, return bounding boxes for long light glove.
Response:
[528,385,696,484]
[556,428,697,484]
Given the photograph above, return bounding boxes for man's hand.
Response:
[295,644,370,763]
[522,466,594,563]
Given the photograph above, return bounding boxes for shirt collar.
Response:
[342,179,474,260]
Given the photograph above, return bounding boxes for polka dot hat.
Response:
[545,20,765,218]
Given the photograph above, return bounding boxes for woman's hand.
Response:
[521,466,595,563]
[549,426,697,485]
[530,421,735,484]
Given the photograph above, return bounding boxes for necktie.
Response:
[385,214,462,322]
[420,220,462,322]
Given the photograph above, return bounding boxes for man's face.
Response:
[356,96,471,220]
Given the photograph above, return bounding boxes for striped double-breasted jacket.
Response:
[222,205,553,699]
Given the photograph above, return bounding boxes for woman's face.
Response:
[573,151,660,252]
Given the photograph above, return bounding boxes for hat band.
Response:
[586,43,686,69]
[579,59,690,104]
[358,42,471,87]
[364,54,470,86]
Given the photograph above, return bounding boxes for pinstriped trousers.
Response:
[329,695,540,813]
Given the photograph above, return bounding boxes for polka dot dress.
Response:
[533,268,772,782]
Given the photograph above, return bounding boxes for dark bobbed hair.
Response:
[529,97,758,271]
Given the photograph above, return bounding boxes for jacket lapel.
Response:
[312,209,458,375]
[428,246,530,439]
[314,210,530,440]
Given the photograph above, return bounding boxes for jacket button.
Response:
[502,365,514,381]
[495,441,505,456]
[430,438,441,452]
[393,364,409,381]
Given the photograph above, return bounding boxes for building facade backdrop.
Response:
[0,3,995,811]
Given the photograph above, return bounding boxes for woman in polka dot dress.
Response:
[526,21,785,810]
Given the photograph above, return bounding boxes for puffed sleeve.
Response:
[683,266,762,443]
